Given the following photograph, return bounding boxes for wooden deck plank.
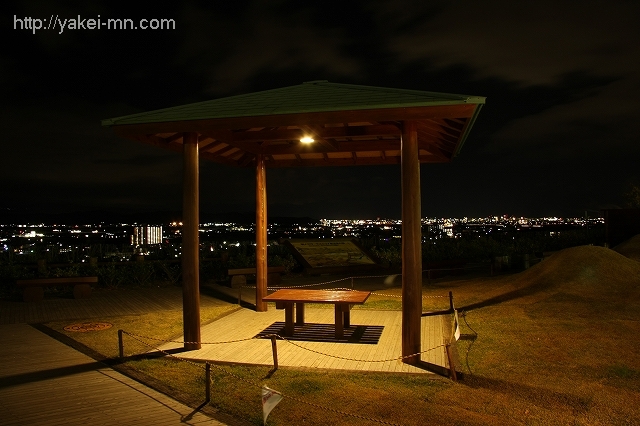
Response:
[0,287,193,326]
[162,306,448,375]
[0,323,226,426]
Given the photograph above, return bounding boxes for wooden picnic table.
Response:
[262,289,371,339]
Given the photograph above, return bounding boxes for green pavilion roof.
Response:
[103,81,485,168]
[102,80,484,126]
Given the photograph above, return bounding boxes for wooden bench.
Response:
[227,266,286,287]
[262,289,371,339]
[16,277,98,302]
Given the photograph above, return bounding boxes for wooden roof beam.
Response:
[228,124,401,144]
[238,152,255,167]
[232,128,303,142]
[197,129,234,144]
[443,118,466,130]
[418,141,451,161]
[199,151,242,166]
[212,145,240,157]
[420,120,461,138]
[166,133,184,144]
[321,124,401,138]
[133,134,183,154]
[335,140,401,151]
[428,117,466,132]
[317,138,338,150]
[198,139,217,151]
[201,141,231,154]
[264,154,446,168]
[418,127,458,145]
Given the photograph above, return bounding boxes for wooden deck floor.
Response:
[0,323,226,425]
[1,283,452,375]
[0,287,191,325]
[159,306,449,375]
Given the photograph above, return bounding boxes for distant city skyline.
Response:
[1,214,604,227]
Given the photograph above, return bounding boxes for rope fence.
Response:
[116,287,465,423]
[119,329,424,425]
[119,329,447,365]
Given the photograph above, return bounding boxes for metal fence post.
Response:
[118,330,124,359]
[205,362,211,402]
[270,335,279,370]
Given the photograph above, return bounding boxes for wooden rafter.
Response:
[420,120,461,138]
[418,141,452,161]
[166,133,184,144]
[418,126,458,146]
[134,134,183,154]
[237,152,255,167]
[265,153,445,168]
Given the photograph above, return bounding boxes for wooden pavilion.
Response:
[102,80,485,365]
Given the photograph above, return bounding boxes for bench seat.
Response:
[16,277,98,302]
[227,266,285,287]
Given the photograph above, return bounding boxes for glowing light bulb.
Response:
[300,136,314,143]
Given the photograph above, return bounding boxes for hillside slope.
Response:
[613,234,640,262]
[460,245,640,317]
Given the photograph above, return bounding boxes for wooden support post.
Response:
[255,154,268,312]
[205,362,211,402]
[118,329,124,360]
[401,120,422,365]
[270,336,279,370]
[446,344,457,381]
[182,132,201,350]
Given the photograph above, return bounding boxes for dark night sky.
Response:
[2,1,639,222]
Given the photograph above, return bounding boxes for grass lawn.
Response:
[45,245,640,425]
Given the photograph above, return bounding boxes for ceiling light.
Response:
[300,136,314,143]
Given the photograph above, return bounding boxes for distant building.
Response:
[131,225,162,246]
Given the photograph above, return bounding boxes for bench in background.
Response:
[16,277,98,302]
[227,266,285,287]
